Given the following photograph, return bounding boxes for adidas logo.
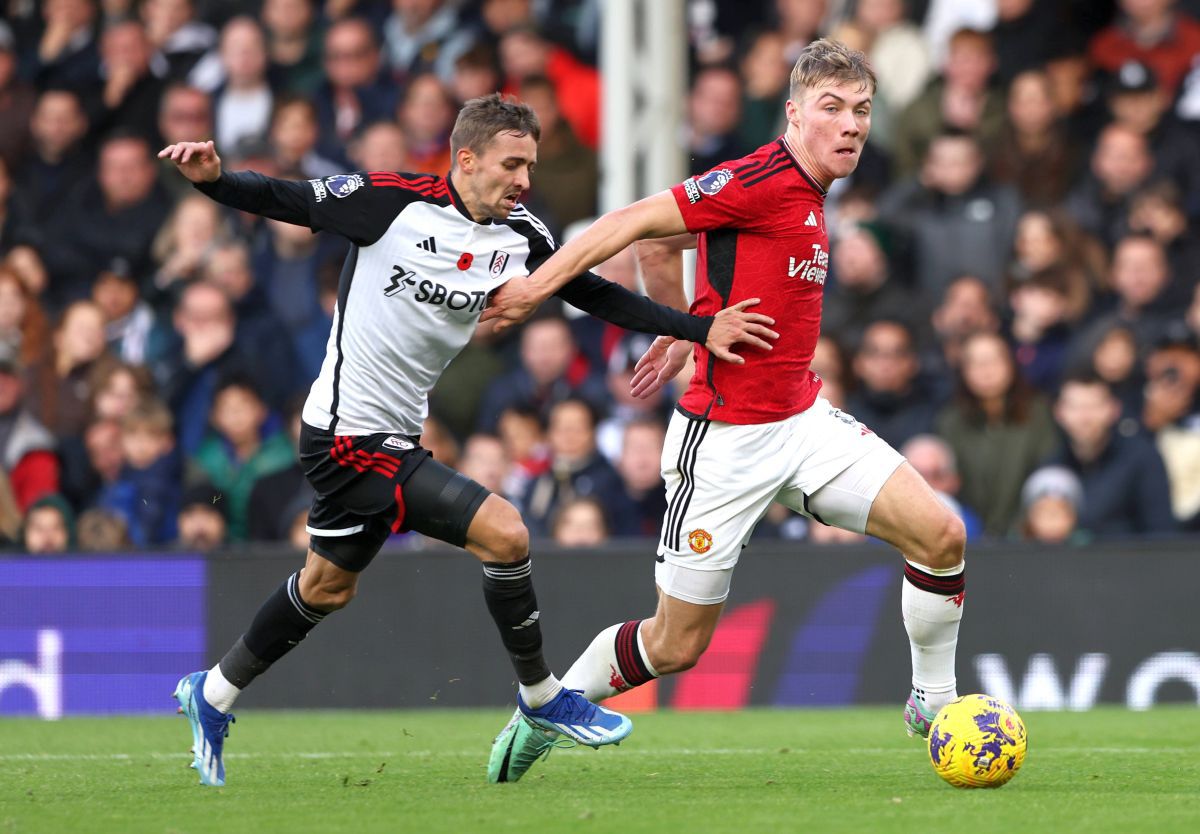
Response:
[416,236,437,253]
[805,211,818,227]
[513,611,540,630]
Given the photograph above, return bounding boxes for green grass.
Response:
[2,708,1199,834]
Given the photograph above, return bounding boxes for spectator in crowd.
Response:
[314,17,397,166]
[1005,209,1103,322]
[1128,181,1200,283]
[397,73,455,175]
[881,129,1022,297]
[1105,60,1200,218]
[1089,323,1145,423]
[936,330,1058,536]
[17,89,92,230]
[498,24,599,149]
[150,193,229,301]
[853,0,932,117]
[0,467,21,545]
[0,157,33,257]
[738,29,790,149]
[551,496,609,547]
[421,415,461,468]
[1049,371,1177,537]
[58,416,123,514]
[823,221,914,350]
[152,280,260,454]
[928,274,1001,376]
[26,300,113,440]
[202,240,305,406]
[685,65,746,175]
[458,433,513,498]
[22,493,75,553]
[176,480,227,549]
[140,0,218,85]
[90,362,155,423]
[1140,327,1200,528]
[475,316,607,433]
[0,343,59,511]
[0,22,36,169]
[521,398,631,539]
[892,27,1005,179]
[156,84,213,201]
[92,263,157,365]
[384,0,475,84]
[615,416,668,539]
[810,334,850,408]
[518,75,597,233]
[496,405,549,506]
[1018,465,1086,544]
[348,119,408,173]
[989,69,1080,208]
[1007,268,1074,395]
[189,374,293,541]
[261,0,324,94]
[0,266,51,370]
[1065,122,1155,248]
[47,133,172,307]
[91,19,164,144]
[595,333,673,464]
[269,96,341,180]
[212,17,275,158]
[901,433,984,540]
[846,319,940,449]
[36,0,100,91]
[76,508,131,550]
[989,0,1063,83]
[450,42,501,105]
[775,0,827,63]
[100,396,181,545]
[1089,0,1200,97]
[1043,47,1109,148]
[246,397,311,541]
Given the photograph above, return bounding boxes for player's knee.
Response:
[925,512,966,571]
[486,503,530,562]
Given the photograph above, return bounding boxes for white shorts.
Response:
[655,397,905,604]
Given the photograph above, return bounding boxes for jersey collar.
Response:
[446,172,494,225]
[777,136,828,198]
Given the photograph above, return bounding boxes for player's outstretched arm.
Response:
[158,140,311,227]
[481,191,689,331]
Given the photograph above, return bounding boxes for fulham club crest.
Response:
[489,250,510,277]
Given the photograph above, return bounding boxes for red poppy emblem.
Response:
[457,253,474,270]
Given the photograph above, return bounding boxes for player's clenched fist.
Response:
[158,140,222,183]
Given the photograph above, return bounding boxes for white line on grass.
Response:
[0,747,1186,762]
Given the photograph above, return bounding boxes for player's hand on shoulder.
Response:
[158,140,222,183]
[707,298,778,365]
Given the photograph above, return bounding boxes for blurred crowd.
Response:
[1,0,1199,554]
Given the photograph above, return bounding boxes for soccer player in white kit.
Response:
[484,40,968,783]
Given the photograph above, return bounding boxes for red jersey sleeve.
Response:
[670,166,755,234]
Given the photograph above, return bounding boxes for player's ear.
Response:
[785,97,801,127]
[456,147,475,174]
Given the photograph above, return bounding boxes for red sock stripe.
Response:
[614,620,653,687]
[904,563,965,596]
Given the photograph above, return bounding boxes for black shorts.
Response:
[299,422,490,572]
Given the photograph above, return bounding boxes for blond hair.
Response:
[789,38,877,101]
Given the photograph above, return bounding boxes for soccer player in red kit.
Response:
[483,39,968,782]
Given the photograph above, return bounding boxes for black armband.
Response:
[554,272,713,344]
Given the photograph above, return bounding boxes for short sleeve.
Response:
[669,166,754,234]
[305,172,425,247]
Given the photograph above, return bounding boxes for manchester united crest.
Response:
[688,529,713,554]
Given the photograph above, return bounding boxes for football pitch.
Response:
[2,707,1198,834]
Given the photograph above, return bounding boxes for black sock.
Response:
[218,572,327,689]
[481,555,551,686]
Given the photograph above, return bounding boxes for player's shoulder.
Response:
[309,171,450,204]
[501,202,556,251]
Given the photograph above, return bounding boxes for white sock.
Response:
[562,621,658,702]
[202,664,241,713]
[902,559,964,713]
[519,673,562,709]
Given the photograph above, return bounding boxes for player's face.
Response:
[460,130,538,221]
[788,80,871,186]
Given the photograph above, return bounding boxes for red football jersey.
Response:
[670,137,828,424]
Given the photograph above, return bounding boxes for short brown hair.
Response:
[789,38,877,101]
[449,93,540,163]
[122,397,174,436]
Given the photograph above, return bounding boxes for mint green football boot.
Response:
[904,690,938,738]
[487,709,574,783]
